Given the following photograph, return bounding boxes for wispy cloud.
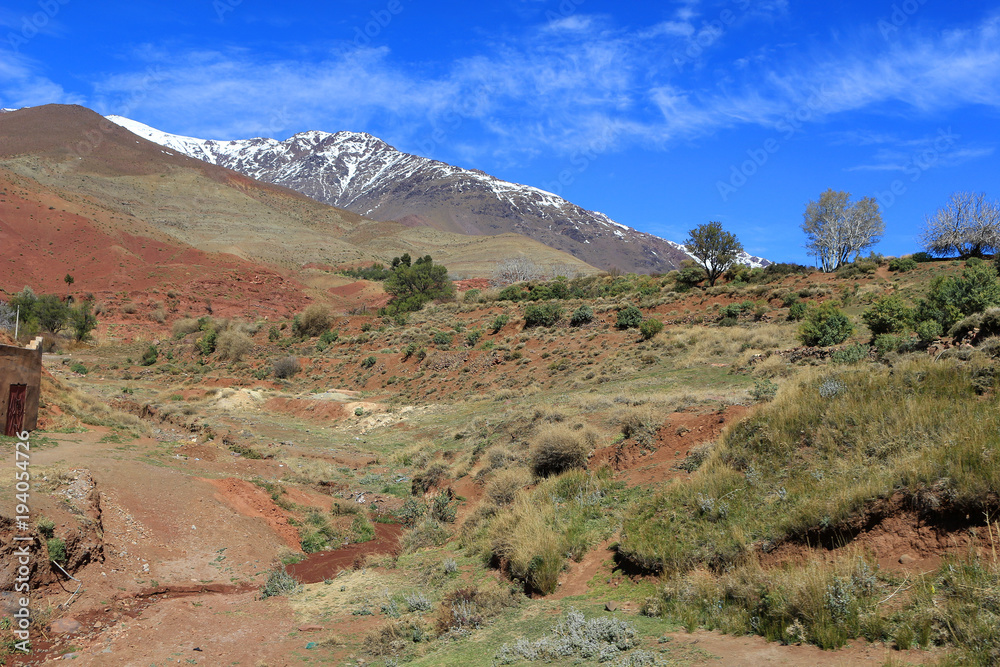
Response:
[5,8,999,164]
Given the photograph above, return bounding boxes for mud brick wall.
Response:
[0,344,42,433]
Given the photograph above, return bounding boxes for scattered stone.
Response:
[604,601,618,612]
[50,618,82,635]
[899,554,917,565]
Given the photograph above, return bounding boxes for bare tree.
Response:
[0,301,15,332]
[802,189,884,272]
[920,192,1000,258]
[492,257,543,286]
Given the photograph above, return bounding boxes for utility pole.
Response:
[14,305,19,339]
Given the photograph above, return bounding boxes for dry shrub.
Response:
[529,424,595,477]
[272,356,300,379]
[487,495,564,594]
[484,444,522,471]
[750,353,792,379]
[400,517,451,554]
[171,318,201,338]
[148,308,166,323]
[363,619,425,656]
[411,463,449,494]
[435,583,520,635]
[297,304,332,337]
[485,467,533,507]
[217,330,253,361]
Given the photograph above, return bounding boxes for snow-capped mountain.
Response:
[662,240,769,271]
[108,115,768,274]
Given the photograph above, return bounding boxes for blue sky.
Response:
[2,0,998,264]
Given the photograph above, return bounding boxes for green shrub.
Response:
[403,342,418,360]
[140,345,159,366]
[888,257,918,272]
[861,294,913,336]
[268,326,280,342]
[911,251,934,263]
[361,356,377,369]
[463,289,481,303]
[788,302,808,321]
[320,330,338,345]
[749,379,778,402]
[465,329,483,347]
[874,333,916,356]
[490,314,510,333]
[46,537,66,563]
[524,303,562,328]
[351,514,376,543]
[616,305,643,329]
[569,305,594,326]
[799,303,854,347]
[917,262,1000,331]
[432,331,453,347]
[430,493,457,523]
[196,327,217,355]
[639,318,664,340]
[915,319,943,344]
[831,344,869,364]
[69,362,87,375]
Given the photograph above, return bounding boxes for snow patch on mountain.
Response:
[106,115,769,273]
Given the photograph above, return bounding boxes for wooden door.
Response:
[4,384,27,436]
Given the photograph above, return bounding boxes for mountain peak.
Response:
[106,115,768,273]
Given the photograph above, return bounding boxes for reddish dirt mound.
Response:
[761,499,994,574]
[286,523,403,583]
[202,477,300,550]
[264,396,350,421]
[591,405,748,485]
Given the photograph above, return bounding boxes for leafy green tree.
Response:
[69,300,98,342]
[685,222,744,287]
[35,295,69,333]
[383,255,454,313]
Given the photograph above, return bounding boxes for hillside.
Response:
[0,105,596,281]
[4,254,999,665]
[108,115,770,274]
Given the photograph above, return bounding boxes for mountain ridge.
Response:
[107,116,770,274]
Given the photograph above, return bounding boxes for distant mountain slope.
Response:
[109,116,769,273]
[0,105,594,280]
